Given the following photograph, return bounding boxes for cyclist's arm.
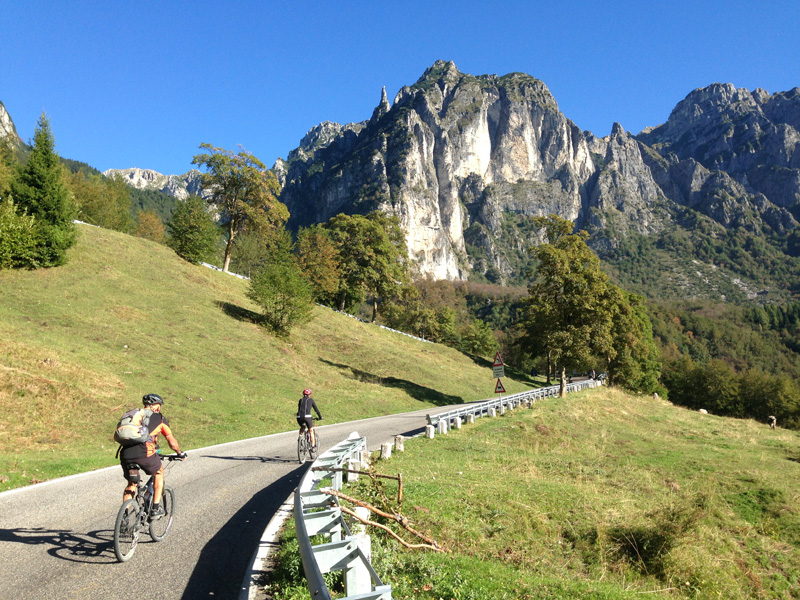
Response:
[160,424,183,455]
[311,399,322,420]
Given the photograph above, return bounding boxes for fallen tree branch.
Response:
[320,487,443,550]
[338,505,444,552]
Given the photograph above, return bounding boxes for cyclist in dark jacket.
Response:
[297,388,322,446]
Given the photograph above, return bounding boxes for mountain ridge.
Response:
[277,61,800,298]
[4,61,799,300]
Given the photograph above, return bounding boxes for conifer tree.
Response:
[10,113,76,266]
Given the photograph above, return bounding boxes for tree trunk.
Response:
[338,289,347,312]
[371,297,378,323]
[222,227,235,273]
[559,365,566,397]
[546,352,552,385]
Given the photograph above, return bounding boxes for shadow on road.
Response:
[0,526,118,564]
[319,359,464,406]
[202,454,297,464]
[181,466,307,599]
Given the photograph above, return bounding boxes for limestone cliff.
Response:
[279,62,800,287]
[280,61,599,281]
[102,167,205,200]
[0,101,22,147]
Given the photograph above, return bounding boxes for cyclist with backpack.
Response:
[117,394,186,517]
[297,388,322,446]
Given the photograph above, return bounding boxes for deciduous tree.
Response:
[326,212,411,321]
[68,171,133,232]
[521,215,615,396]
[606,290,663,394]
[0,198,37,268]
[295,225,341,303]
[247,261,314,336]
[191,144,287,272]
[166,195,219,264]
[135,210,166,244]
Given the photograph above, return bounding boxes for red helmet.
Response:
[303,388,312,396]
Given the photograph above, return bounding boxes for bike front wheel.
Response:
[149,486,175,541]
[310,431,319,459]
[114,499,141,562]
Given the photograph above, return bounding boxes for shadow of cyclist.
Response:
[0,526,118,564]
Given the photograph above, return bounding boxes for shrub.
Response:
[166,195,220,264]
[0,198,38,269]
[247,261,313,335]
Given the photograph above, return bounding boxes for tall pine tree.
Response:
[11,113,76,266]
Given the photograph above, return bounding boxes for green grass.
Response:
[264,387,800,599]
[0,224,536,490]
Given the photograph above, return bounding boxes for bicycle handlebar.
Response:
[161,452,187,461]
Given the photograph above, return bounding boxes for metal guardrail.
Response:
[294,432,392,600]
[294,380,600,600]
[426,379,600,428]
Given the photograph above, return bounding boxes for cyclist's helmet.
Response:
[143,393,164,406]
[303,388,312,396]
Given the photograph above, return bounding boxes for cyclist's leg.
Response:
[121,462,139,502]
[309,426,316,446]
[138,454,165,504]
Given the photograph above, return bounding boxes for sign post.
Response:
[492,352,505,379]
[493,352,505,398]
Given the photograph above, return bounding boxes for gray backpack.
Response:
[114,408,154,447]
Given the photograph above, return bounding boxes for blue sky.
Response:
[2,1,799,176]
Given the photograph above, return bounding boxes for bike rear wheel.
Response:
[114,499,141,562]
[149,485,175,541]
[297,434,307,464]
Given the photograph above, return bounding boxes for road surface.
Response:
[0,406,457,599]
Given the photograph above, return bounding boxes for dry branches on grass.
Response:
[320,487,445,553]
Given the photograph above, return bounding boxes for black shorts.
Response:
[121,453,163,481]
[297,416,314,430]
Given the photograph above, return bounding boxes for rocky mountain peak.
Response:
[102,167,205,200]
[278,63,800,292]
[0,101,21,146]
[370,86,392,122]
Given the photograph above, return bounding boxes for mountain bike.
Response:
[297,419,321,464]
[113,453,184,562]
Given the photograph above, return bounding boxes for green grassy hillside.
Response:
[268,386,800,599]
[0,224,534,491]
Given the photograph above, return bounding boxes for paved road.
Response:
[0,406,455,599]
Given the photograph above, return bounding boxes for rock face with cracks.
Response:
[277,62,800,284]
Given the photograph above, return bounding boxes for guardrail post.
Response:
[345,507,372,595]
[347,458,360,483]
[426,424,435,439]
[499,404,506,416]
[489,407,497,418]
[394,435,405,452]
[454,416,462,429]
[380,443,392,460]
[466,413,475,424]
[437,420,448,435]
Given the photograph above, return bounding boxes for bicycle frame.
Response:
[114,454,181,561]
